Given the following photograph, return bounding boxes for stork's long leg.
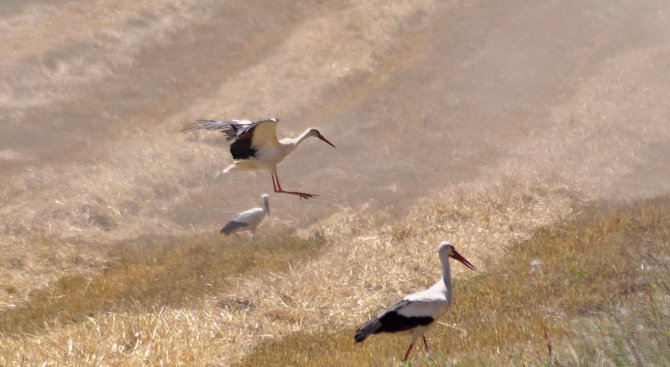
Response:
[270,173,279,191]
[402,342,415,362]
[422,336,430,355]
[271,172,318,199]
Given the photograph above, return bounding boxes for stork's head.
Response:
[261,194,270,217]
[307,128,336,148]
[438,241,476,270]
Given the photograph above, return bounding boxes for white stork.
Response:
[354,241,476,362]
[182,117,336,199]
[220,194,270,239]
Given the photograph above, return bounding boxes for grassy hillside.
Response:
[242,197,670,366]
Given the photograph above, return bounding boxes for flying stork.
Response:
[220,194,270,239]
[182,117,336,199]
[354,241,476,362]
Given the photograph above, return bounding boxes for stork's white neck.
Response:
[286,129,313,147]
[439,251,453,304]
[262,197,270,215]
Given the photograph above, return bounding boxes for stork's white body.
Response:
[355,242,476,362]
[402,280,452,319]
[223,135,302,174]
[220,194,270,238]
[230,207,266,231]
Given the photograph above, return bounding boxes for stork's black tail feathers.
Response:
[354,318,382,343]
[220,221,247,235]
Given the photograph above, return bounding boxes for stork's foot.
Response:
[276,190,319,200]
[297,192,318,200]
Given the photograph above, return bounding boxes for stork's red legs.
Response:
[423,335,431,355]
[402,336,429,362]
[271,173,318,200]
[403,342,415,362]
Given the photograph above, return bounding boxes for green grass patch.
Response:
[0,225,325,335]
[241,197,670,366]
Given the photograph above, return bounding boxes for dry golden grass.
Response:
[241,196,670,366]
[192,182,578,364]
[0,182,577,366]
[0,239,107,311]
[0,225,325,365]
[1,183,669,366]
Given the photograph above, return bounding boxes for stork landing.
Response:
[182,117,335,199]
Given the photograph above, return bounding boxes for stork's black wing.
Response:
[229,119,281,159]
[355,299,435,342]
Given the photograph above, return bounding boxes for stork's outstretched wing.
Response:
[182,117,280,161]
[181,118,279,144]
[229,119,280,160]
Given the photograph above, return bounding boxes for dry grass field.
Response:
[2,0,670,366]
[1,184,669,366]
[243,196,670,366]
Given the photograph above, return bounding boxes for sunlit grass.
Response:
[241,197,670,366]
[0,225,325,335]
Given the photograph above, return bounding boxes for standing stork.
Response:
[182,117,336,199]
[354,241,476,362]
[220,194,270,239]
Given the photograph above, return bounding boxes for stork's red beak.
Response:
[317,134,336,148]
[450,250,476,271]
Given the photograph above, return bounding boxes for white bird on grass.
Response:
[354,241,476,362]
[220,194,270,239]
[182,117,336,199]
